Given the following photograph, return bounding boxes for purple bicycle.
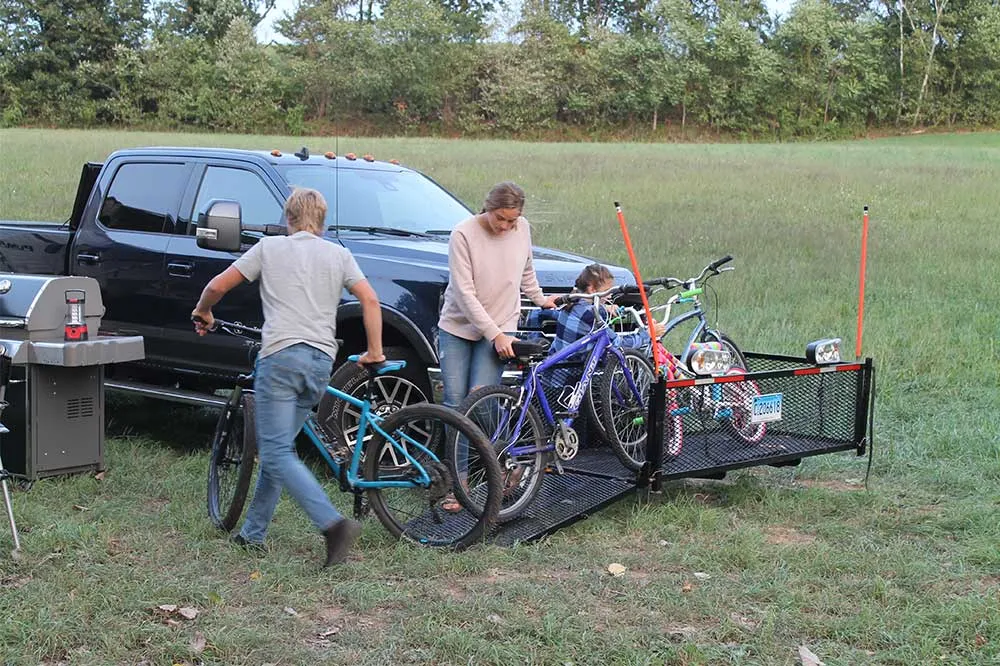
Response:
[453,284,668,522]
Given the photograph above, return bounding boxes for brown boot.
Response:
[322,518,362,567]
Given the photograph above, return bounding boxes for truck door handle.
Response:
[76,252,102,265]
[167,261,194,277]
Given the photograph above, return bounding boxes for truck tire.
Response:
[316,346,432,450]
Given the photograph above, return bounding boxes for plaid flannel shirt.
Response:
[523,302,651,393]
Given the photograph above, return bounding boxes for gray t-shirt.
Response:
[232,231,366,360]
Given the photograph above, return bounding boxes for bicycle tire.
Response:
[699,331,765,443]
[456,385,547,522]
[583,367,611,446]
[207,391,257,532]
[719,368,767,444]
[598,348,655,471]
[364,403,502,549]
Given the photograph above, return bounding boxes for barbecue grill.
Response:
[0,275,144,481]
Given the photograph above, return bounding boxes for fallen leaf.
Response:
[165,618,181,628]
[798,645,825,666]
[283,607,298,617]
[207,591,222,606]
[190,631,206,654]
[72,505,90,512]
[318,626,341,638]
[975,634,987,647]
[249,570,262,581]
[94,471,105,481]
[177,607,199,620]
[607,563,627,577]
[681,582,693,593]
[486,613,503,624]
[157,604,178,613]
[658,540,670,547]
[693,572,711,580]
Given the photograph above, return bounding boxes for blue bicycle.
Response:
[202,318,502,550]
[454,285,659,521]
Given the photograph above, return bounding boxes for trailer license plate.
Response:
[751,393,783,423]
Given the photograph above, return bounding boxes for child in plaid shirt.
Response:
[523,264,665,395]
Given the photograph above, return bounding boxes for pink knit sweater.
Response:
[438,214,546,342]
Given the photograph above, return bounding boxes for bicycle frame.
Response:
[504,314,642,458]
[223,336,445,493]
[301,383,442,489]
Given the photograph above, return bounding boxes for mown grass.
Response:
[0,128,998,665]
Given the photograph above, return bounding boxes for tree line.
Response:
[2,0,998,138]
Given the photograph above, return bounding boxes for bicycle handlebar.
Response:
[646,255,735,291]
[191,315,262,336]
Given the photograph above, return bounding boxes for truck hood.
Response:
[336,235,633,288]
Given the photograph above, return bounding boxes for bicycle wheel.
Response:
[457,385,547,522]
[719,368,767,443]
[598,349,655,471]
[583,366,611,446]
[207,391,257,532]
[364,403,502,549]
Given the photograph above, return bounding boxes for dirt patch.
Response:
[764,526,817,546]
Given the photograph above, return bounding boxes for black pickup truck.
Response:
[0,146,631,411]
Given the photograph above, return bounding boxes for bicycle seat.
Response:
[348,355,407,375]
[511,339,551,360]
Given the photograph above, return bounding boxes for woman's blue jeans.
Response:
[238,343,341,544]
[438,330,506,476]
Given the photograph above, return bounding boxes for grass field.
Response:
[0,128,998,665]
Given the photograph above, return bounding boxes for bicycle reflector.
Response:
[806,337,841,365]
[64,289,89,342]
[685,342,732,376]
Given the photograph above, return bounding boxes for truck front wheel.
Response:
[316,346,432,450]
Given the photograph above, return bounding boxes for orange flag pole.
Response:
[856,205,869,361]
[614,202,666,377]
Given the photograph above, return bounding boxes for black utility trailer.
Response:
[490,352,875,546]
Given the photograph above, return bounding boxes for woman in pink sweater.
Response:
[437,182,557,510]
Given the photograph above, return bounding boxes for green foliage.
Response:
[2,0,1000,135]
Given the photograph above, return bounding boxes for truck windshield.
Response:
[277,165,471,235]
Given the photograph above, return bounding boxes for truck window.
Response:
[98,162,189,234]
[191,166,283,233]
[277,165,470,233]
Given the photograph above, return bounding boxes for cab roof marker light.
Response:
[389,159,400,165]
[345,153,357,160]
[363,153,375,162]
[270,149,282,157]
[806,338,842,365]
[324,151,336,159]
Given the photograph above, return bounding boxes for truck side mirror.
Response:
[196,200,242,252]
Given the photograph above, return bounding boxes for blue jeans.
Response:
[438,330,506,410]
[438,330,506,475]
[239,343,341,543]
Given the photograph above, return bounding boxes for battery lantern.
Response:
[64,289,88,341]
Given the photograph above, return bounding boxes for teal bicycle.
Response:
[202,318,502,550]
